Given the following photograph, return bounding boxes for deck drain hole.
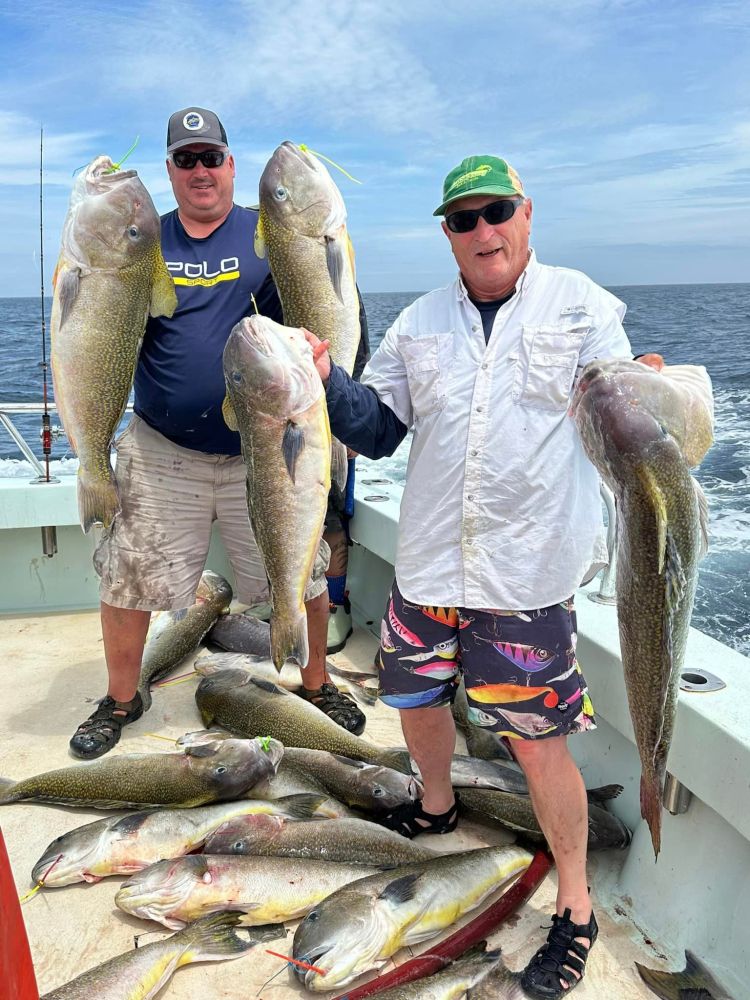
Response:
[363,494,389,502]
[361,478,392,485]
[679,669,726,693]
[682,672,707,685]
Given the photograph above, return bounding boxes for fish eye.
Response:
[232,372,243,384]
[274,185,288,201]
[233,841,243,851]
[127,225,140,239]
[306,910,320,922]
[215,765,227,774]
[372,786,384,797]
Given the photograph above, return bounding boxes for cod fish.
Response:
[459,785,632,851]
[204,814,436,866]
[283,747,419,812]
[51,156,177,531]
[223,314,330,670]
[256,140,361,488]
[635,950,733,1000]
[467,952,531,1000]
[207,612,272,656]
[292,845,533,991]
[40,912,283,1000]
[362,944,506,1000]
[195,667,410,772]
[31,794,324,887]
[412,753,528,796]
[572,360,713,857]
[0,737,282,810]
[138,571,233,710]
[115,853,381,930]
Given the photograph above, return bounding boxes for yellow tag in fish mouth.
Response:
[298,144,362,185]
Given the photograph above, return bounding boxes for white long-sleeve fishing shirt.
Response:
[360,250,631,609]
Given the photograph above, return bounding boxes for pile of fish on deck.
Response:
[3,584,632,998]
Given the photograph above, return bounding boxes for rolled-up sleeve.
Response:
[360,315,414,427]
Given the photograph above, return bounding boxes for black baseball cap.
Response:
[167,107,228,153]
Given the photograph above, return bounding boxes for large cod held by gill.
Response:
[572,360,713,858]
[50,156,176,531]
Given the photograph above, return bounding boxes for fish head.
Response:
[62,156,160,270]
[185,736,283,797]
[223,314,322,420]
[259,141,346,240]
[115,856,207,929]
[353,763,421,811]
[195,667,255,723]
[207,813,285,854]
[571,358,694,484]
[195,570,233,610]
[292,887,393,991]
[31,818,114,887]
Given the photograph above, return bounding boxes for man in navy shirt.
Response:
[70,107,367,758]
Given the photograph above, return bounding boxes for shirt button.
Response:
[468,494,475,501]
[472,325,480,333]
[476,406,483,413]
[470,449,478,456]
[481,363,489,370]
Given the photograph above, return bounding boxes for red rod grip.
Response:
[0,830,39,999]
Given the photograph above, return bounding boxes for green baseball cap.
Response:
[434,155,525,216]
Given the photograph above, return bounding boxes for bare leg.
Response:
[301,590,329,692]
[514,735,592,987]
[400,705,456,815]
[323,526,348,579]
[101,602,151,703]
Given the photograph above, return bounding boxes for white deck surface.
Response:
[1,609,668,998]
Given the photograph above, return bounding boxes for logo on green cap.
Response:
[446,164,493,196]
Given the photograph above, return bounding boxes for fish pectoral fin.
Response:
[150,252,178,318]
[282,421,306,482]
[325,236,346,304]
[693,477,710,559]
[56,267,80,329]
[222,395,239,431]
[378,871,423,905]
[254,216,267,259]
[635,463,668,573]
[586,784,623,804]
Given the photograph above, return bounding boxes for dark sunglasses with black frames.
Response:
[444,197,524,234]
[170,149,229,169]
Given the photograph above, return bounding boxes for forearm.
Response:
[325,364,408,460]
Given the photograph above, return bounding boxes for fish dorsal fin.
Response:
[56,267,80,329]
[693,478,710,559]
[250,676,287,696]
[330,753,365,769]
[150,252,178,318]
[586,784,623,804]
[254,215,267,259]
[222,395,239,431]
[378,871,423,905]
[184,743,219,759]
[282,420,305,482]
[635,463,668,573]
[111,811,153,834]
[325,235,346,304]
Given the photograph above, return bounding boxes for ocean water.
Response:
[1,286,749,655]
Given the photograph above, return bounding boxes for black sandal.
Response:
[302,683,366,735]
[69,693,144,760]
[521,908,598,999]
[380,793,460,839]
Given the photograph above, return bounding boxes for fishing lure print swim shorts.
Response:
[377,579,596,740]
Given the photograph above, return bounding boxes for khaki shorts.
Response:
[94,415,330,612]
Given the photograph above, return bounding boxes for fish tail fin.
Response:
[271,613,309,671]
[0,778,15,803]
[331,439,348,491]
[640,769,663,858]
[281,793,330,819]
[635,950,727,1000]
[377,748,413,775]
[77,466,120,532]
[136,680,153,713]
[174,911,284,964]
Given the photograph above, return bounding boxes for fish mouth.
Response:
[292,947,330,984]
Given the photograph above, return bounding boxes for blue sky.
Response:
[1,0,749,295]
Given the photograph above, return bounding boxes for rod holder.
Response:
[41,526,57,558]
[663,772,692,815]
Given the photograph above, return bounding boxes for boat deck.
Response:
[2,608,667,998]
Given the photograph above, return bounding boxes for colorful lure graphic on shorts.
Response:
[466,682,560,709]
[495,708,557,736]
[417,605,459,627]
[380,619,398,654]
[477,639,555,672]
[405,660,458,681]
[388,599,425,648]
[399,637,458,663]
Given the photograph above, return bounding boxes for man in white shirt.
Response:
[305,155,661,999]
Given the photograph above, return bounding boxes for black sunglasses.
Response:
[445,197,524,234]
[171,149,228,169]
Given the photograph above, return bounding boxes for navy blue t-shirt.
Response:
[134,204,282,455]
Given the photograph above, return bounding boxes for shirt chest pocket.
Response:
[512,323,589,411]
[400,332,453,419]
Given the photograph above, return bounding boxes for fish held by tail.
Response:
[78,467,120,532]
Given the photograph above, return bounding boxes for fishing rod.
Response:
[35,125,59,558]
